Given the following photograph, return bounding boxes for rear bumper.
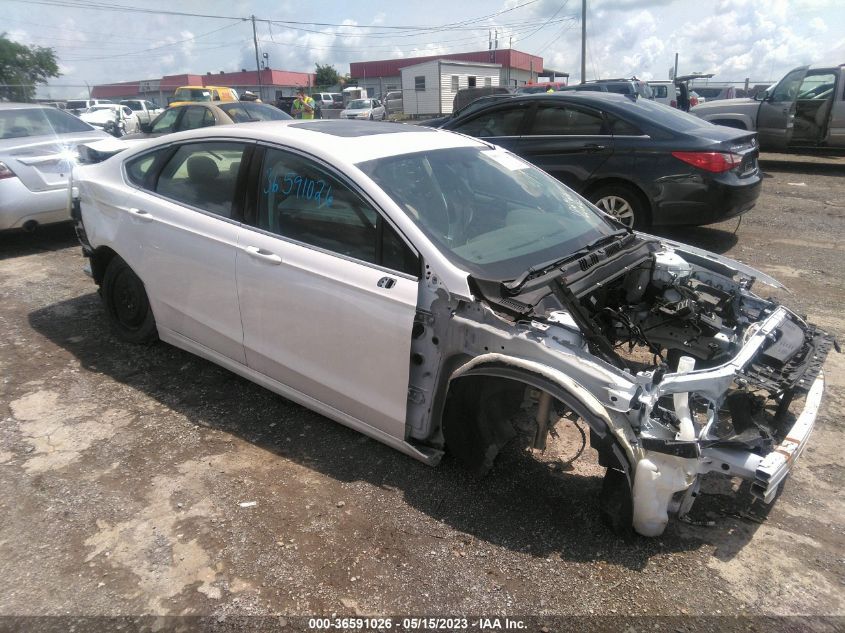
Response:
[651,173,762,226]
[0,177,70,230]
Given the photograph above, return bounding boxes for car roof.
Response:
[120,120,482,166]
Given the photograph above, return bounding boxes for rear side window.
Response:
[528,105,607,135]
[151,108,180,134]
[155,142,248,218]
[125,149,166,187]
[452,106,526,138]
[651,85,668,98]
[178,106,215,131]
[256,147,418,274]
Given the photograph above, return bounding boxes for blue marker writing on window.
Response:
[264,169,333,207]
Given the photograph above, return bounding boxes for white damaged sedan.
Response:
[71,120,835,537]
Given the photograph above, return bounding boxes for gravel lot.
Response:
[1,153,843,628]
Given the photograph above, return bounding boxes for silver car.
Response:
[1,103,107,231]
[340,98,386,120]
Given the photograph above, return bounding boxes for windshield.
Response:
[0,108,94,138]
[174,88,211,102]
[359,146,614,280]
[348,99,371,109]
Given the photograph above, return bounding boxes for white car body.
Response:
[71,120,833,537]
[80,105,140,136]
[340,99,386,120]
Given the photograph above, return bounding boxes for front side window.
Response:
[359,146,613,281]
[257,148,417,274]
[155,142,248,218]
[452,106,526,138]
[151,108,180,134]
[528,105,607,135]
[122,101,142,111]
[771,68,808,103]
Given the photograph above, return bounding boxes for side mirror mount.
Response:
[754,90,770,102]
[140,122,152,133]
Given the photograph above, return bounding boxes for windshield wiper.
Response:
[504,229,632,294]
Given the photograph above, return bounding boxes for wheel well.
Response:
[711,119,747,130]
[440,373,635,536]
[441,374,630,475]
[90,246,119,286]
[582,178,653,217]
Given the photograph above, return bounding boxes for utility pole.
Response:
[673,52,679,80]
[580,0,587,83]
[251,15,263,95]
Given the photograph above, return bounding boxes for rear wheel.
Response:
[588,183,649,229]
[101,256,158,344]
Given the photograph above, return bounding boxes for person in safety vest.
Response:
[292,89,316,119]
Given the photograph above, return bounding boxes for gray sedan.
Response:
[0,103,107,231]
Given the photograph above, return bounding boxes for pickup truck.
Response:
[119,99,164,125]
[691,62,844,152]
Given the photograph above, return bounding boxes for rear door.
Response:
[757,66,809,151]
[121,140,253,363]
[235,144,420,439]
[514,100,613,191]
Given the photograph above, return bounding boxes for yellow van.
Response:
[169,86,239,108]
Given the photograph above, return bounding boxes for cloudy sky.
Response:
[5,0,844,99]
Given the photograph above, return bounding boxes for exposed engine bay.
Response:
[461,233,836,535]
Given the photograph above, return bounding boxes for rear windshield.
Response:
[616,97,711,132]
[0,108,94,138]
[348,100,371,109]
[219,102,292,122]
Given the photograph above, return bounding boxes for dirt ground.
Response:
[1,153,844,627]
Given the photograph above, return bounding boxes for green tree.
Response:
[315,63,340,88]
[0,33,60,102]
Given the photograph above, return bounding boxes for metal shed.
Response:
[400,60,501,116]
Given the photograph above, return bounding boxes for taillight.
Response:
[690,96,699,107]
[672,151,743,173]
[670,100,677,108]
[0,161,16,180]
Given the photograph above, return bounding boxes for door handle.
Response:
[583,143,607,152]
[128,207,154,222]
[377,276,396,289]
[243,245,282,265]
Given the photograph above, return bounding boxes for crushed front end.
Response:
[462,232,836,536]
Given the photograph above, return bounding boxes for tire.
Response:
[368,112,374,120]
[588,183,649,229]
[101,256,158,344]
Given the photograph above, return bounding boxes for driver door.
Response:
[757,66,809,151]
